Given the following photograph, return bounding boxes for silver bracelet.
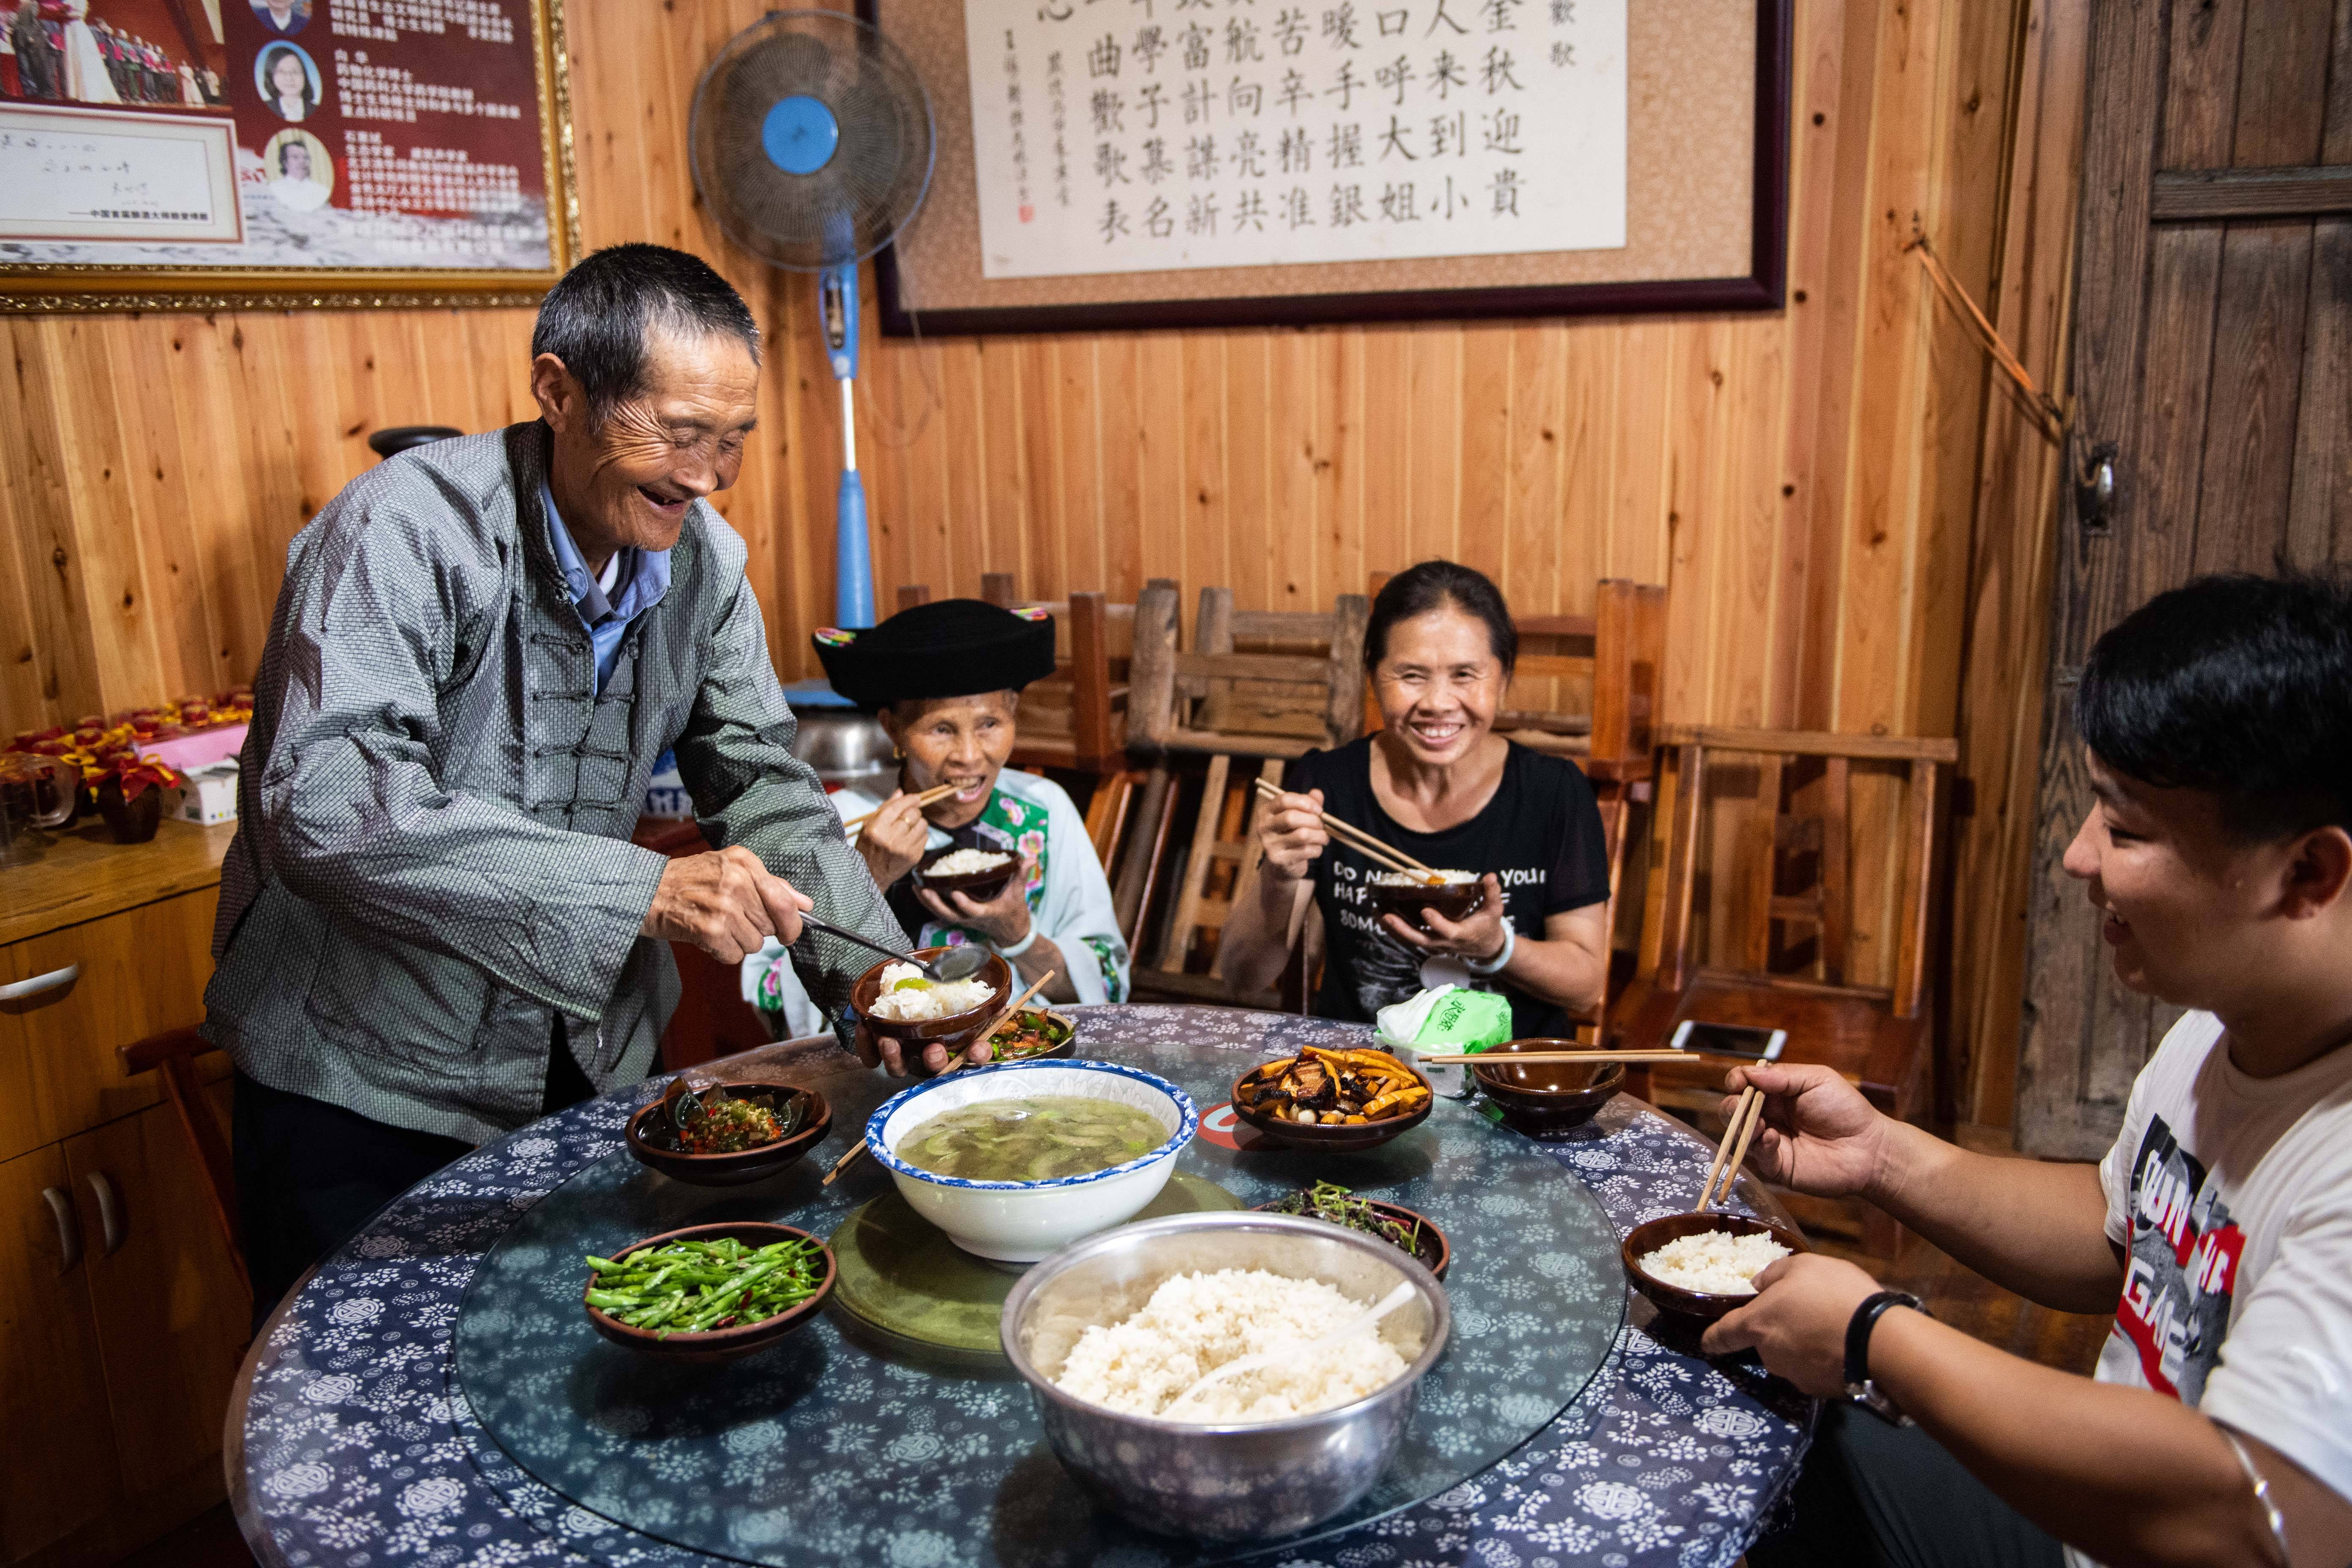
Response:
[2219,1426,2291,1568]
[1464,923,1515,976]
[993,925,1040,959]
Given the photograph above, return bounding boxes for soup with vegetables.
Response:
[897,1096,1169,1181]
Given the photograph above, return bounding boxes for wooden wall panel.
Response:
[0,0,2079,1128]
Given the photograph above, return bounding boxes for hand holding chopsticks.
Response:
[1249,777,1444,885]
[821,969,1057,1188]
[1699,1085,1767,1209]
[841,781,961,838]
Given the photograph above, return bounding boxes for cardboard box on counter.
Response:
[174,761,240,825]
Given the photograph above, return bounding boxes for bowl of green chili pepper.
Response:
[582,1221,835,1361]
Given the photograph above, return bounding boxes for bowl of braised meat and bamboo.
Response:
[1230,1045,1435,1152]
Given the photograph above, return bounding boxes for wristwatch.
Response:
[1843,1290,1928,1426]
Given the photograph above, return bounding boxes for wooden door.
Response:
[2018,0,2352,1157]
[65,1091,250,1524]
[0,1144,118,1565]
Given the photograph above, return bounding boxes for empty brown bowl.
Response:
[1252,1195,1451,1279]
[624,1083,831,1187]
[1620,1211,1810,1323]
[913,846,1020,904]
[852,945,1015,1078]
[1472,1040,1626,1136]
[582,1221,835,1362]
[1366,873,1487,934]
[1229,1056,1436,1152]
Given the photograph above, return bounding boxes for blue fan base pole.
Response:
[835,467,874,629]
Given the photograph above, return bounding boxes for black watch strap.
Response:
[1844,1290,1927,1425]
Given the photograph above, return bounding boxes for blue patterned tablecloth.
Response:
[233,1006,1813,1568]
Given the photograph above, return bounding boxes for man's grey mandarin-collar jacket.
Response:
[204,422,900,1144]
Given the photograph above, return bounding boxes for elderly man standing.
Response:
[205,243,906,1323]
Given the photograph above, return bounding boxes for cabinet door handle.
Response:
[87,1171,125,1257]
[42,1187,82,1274]
[0,963,80,1002]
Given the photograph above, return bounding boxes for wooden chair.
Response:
[1611,725,1956,1253]
[1364,574,1668,800]
[117,1027,246,1293]
[1128,583,1372,761]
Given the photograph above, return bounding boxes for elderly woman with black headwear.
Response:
[743,600,1132,1063]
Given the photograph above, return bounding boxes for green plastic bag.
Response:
[1413,986,1514,1053]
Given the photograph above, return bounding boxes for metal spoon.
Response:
[796,914,992,983]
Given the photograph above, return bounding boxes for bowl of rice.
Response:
[914,844,1019,903]
[1366,868,1486,933]
[850,946,1013,1071]
[1002,1211,1449,1541]
[1620,1212,1809,1321]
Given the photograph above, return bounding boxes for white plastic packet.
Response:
[1377,985,1469,1098]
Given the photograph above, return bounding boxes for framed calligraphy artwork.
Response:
[869,0,1787,334]
[0,0,577,311]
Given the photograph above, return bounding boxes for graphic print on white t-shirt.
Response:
[2112,1113,2246,1403]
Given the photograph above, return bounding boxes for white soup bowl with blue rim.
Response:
[866,1060,1198,1263]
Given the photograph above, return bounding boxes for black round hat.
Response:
[813,599,1057,712]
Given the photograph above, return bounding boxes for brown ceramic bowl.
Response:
[1229,1056,1436,1152]
[852,946,1015,1077]
[582,1221,835,1362]
[1252,1195,1451,1280]
[1366,872,1486,934]
[981,1005,1080,1064]
[913,846,1020,904]
[1471,1040,1626,1136]
[624,1083,831,1187]
[1620,1211,1810,1323]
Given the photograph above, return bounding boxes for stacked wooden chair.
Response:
[1610,724,1955,1254]
[1122,583,1372,1007]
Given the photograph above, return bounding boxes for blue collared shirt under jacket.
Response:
[202,420,901,1144]
[539,478,671,694]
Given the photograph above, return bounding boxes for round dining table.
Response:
[229,1004,1816,1568]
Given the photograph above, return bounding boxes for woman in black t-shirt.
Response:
[1221,561,1612,1039]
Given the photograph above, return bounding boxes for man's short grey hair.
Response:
[531,243,760,424]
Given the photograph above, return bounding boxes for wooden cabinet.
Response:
[0,1144,118,1565]
[67,1089,249,1522]
[0,832,245,1567]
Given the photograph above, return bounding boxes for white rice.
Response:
[925,848,1013,877]
[1368,868,1478,886]
[867,960,997,1022]
[1636,1230,1791,1295]
[1051,1268,1417,1423]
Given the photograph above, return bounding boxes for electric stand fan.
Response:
[689,11,934,631]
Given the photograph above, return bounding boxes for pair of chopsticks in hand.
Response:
[1248,778,1447,887]
[1699,1084,1768,1209]
[841,782,961,841]
[819,968,1057,1188]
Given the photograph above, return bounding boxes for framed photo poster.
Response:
[867,0,1788,334]
[0,0,577,310]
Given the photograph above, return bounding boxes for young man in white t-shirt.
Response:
[1715,573,2352,1568]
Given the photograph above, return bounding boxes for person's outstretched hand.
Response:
[1718,1062,1894,1200]
[641,847,811,964]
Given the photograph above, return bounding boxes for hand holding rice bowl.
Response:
[866,1060,1197,1262]
[1619,1211,1810,1322]
[1367,869,1486,931]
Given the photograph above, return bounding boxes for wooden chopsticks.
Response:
[1248,777,1444,885]
[841,782,961,837]
[820,969,1057,1188]
[1417,1050,1701,1065]
[1699,1085,1767,1209]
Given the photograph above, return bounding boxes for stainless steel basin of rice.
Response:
[1000,1211,1451,1541]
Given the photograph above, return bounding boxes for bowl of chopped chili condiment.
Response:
[625,1080,831,1187]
